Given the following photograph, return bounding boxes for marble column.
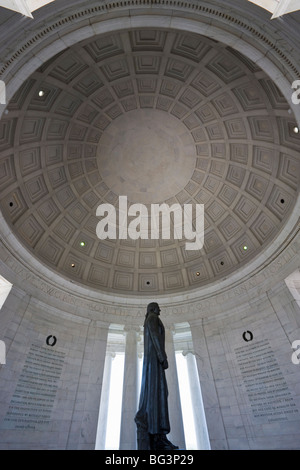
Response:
[67,320,109,450]
[119,326,139,450]
[165,326,186,450]
[190,321,227,450]
[95,351,115,450]
[183,350,210,450]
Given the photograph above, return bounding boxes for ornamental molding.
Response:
[0,0,300,85]
[0,223,299,323]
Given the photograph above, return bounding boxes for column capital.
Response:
[188,319,204,328]
[164,324,176,335]
[95,320,111,329]
[182,349,195,357]
[123,325,141,334]
[106,351,116,359]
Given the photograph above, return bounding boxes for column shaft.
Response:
[95,352,115,450]
[184,351,210,450]
[119,327,138,450]
[165,327,186,450]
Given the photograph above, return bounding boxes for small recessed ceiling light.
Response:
[293,126,299,134]
[196,272,200,276]
[71,263,75,268]
[80,241,86,247]
[38,90,45,97]
[243,245,248,251]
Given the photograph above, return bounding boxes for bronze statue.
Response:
[135,302,178,450]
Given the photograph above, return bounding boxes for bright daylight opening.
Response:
[175,352,198,449]
[173,323,210,450]
[285,269,300,308]
[0,275,12,311]
[0,0,55,17]
[95,322,211,450]
[104,353,125,450]
[95,325,125,450]
[247,0,300,18]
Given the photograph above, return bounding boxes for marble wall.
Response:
[192,280,300,449]
[1,274,300,449]
[0,289,108,449]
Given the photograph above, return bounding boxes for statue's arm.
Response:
[147,315,167,364]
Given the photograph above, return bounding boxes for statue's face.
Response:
[154,304,161,315]
[147,302,161,315]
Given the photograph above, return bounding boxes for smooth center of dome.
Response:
[97,109,197,204]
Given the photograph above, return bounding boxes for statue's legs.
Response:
[136,424,151,450]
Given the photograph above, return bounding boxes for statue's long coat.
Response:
[135,312,170,435]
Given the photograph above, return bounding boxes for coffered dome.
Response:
[0,28,299,295]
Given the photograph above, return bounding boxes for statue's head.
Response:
[147,302,160,315]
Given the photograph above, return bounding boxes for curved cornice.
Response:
[1,1,300,83]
